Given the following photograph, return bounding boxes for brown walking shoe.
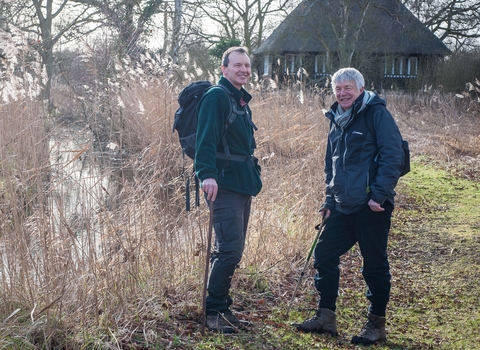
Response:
[351,312,387,344]
[292,308,338,336]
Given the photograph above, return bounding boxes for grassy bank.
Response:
[143,160,480,350]
[1,75,479,348]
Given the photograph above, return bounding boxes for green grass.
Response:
[386,160,480,350]
[160,160,480,349]
[395,159,480,235]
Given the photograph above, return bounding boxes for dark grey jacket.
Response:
[322,92,404,214]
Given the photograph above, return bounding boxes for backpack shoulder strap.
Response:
[362,105,382,166]
[363,105,376,140]
[211,84,257,158]
[214,84,243,124]
[214,84,258,130]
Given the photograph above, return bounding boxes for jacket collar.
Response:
[219,77,252,104]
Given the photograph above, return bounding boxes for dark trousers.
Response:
[313,202,393,317]
[205,189,252,314]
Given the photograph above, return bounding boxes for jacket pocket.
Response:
[344,132,367,165]
[213,207,238,243]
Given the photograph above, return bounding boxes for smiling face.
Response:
[334,80,364,110]
[221,51,251,90]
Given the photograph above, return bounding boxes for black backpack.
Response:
[399,139,410,176]
[172,80,247,160]
[365,112,410,177]
[172,81,254,210]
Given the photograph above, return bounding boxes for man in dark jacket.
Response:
[293,68,404,344]
[195,47,262,333]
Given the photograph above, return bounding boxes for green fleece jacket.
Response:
[195,77,262,196]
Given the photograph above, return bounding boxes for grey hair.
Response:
[222,46,249,67]
[331,67,365,93]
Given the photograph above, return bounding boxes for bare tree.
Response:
[196,0,293,52]
[0,0,31,29]
[3,0,100,108]
[402,0,480,51]
[158,0,205,65]
[172,0,183,64]
[302,0,372,68]
[333,0,372,68]
[72,0,165,58]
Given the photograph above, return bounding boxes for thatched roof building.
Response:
[254,0,451,89]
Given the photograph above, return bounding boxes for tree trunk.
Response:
[172,0,183,65]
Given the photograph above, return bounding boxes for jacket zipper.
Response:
[367,152,380,194]
[366,172,370,194]
[342,131,348,171]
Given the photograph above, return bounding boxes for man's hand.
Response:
[368,199,384,212]
[319,208,331,218]
[202,178,218,202]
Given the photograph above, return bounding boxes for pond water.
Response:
[48,125,127,255]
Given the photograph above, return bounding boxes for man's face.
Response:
[334,81,364,110]
[221,51,251,90]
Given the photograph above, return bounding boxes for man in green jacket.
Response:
[195,47,262,333]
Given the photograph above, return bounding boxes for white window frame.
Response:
[284,54,304,75]
[315,54,328,76]
[263,55,269,76]
[384,56,418,78]
[285,54,294,74]
[407,57,418,76]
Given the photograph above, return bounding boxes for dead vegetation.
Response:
[1,72,480,348]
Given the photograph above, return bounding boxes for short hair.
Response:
[331,67,365,93]
[222,46,249,67]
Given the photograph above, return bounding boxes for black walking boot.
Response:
[205,313,235,333]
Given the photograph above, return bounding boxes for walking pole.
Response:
[201,200,214,335]
[285,215,327,318]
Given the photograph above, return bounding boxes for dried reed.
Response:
[1,62,479,346]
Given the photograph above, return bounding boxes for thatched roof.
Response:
[255,0,451,56]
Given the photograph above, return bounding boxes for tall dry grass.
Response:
[0,98,52,339]
[384,87,480,180]
[1,57,480,346]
